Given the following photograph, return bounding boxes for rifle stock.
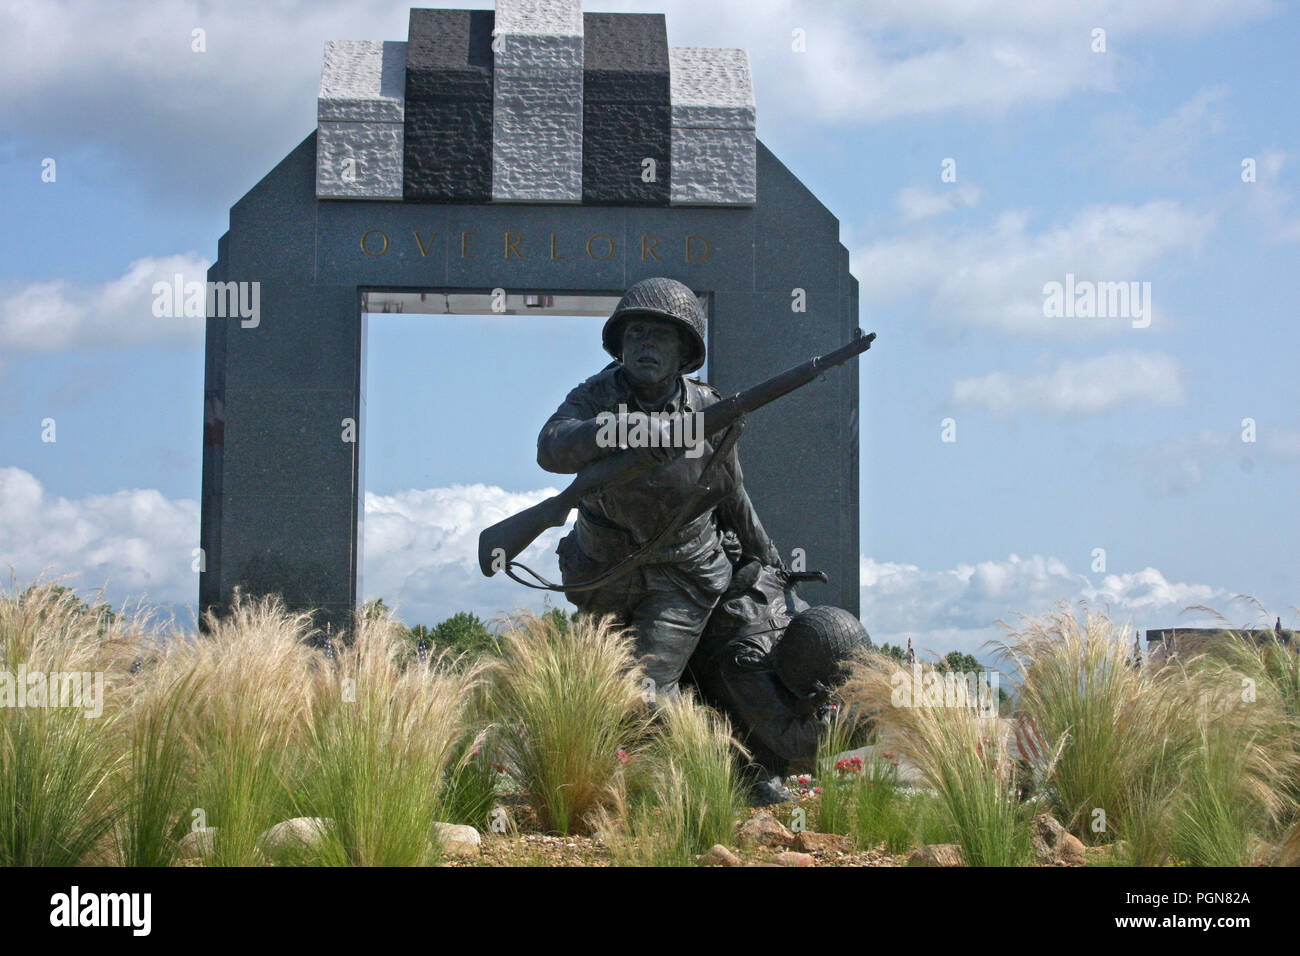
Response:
[478,329,876,578]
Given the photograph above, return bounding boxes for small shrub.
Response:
[486,612,649,835]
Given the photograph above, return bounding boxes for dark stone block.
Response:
[583,13,669,83]
[221,387,360,498]
[222,283,361,394]
[582,13,670,205]
[219,494,359,608]
[404,8,495,201]
[752,141,842,295]
[406,8,494,71]
[227,134,318,284]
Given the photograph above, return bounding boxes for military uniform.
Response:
[535,277,779,700]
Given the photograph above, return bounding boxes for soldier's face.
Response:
[621,317,683,387]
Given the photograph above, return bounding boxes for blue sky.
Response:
[1,0,1297,660]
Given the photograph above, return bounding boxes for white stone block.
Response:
[318,40,407,124]
[671,126,756,205]
[494,0,583,70]
[492,66,583,202]
[669,47,755,129]
[316,121,404,199]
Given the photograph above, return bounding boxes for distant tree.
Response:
[20,584,118,633]
[938,650,981,675]
[429,611,498,657]
[875,642,906,662]
[540,605,577,635]
[362,597,390,621]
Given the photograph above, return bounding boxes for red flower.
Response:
[615,750,630,765]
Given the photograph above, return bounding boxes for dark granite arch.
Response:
[201,132,861,633]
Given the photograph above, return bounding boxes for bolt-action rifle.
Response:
[478,329,877,579]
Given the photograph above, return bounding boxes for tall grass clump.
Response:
[115,663,203,866]
[436,683,502,831]
[994,608,1201,843]
[841,653,1031,866]
[301,610,485,866]
[184,593,318,865]
[1164,638,1298,865]
[996,607,1297,862]
[598,693,746,865]
[487,612,650,834]
[812,716,936,854]
[0,581,134,865]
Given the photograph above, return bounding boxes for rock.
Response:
[259,817,331,863]
[700,844,740,867]
[1058,833,1086,866]
[1031,812,1085,865]
[906,844,967,867]
[795,831,853,854]
[773,851,815,867]
[1278,822,1300,867]
[737,812,796,849]
[433,822,482,859]
[178,827,218,859]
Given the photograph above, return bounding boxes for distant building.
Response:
[1145,626,1294,663]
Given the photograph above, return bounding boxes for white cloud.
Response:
[0,254,210,353]
[651,0,1274,126]
[1123,425,1300,495]
[0,468,1265,661]
[360,483,568,625]
[897,184,983,221]
[854,199,1215,336]
[0,466,199,610]
[1089,86,1230,181]
[951,351,1184,415]
[858,552,1231,662]
[0,0,1277,209]
[1242,150,1300,243]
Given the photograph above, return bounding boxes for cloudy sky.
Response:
[2,0,1296,661]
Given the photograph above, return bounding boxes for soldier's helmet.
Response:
[774,605,872,700]
[602,277,707,374]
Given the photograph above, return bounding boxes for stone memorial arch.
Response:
[200,1,862,633]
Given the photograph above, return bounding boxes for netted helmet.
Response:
[602,277,707,374]
[774,605,872,699]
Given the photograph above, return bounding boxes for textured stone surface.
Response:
[178,828,218,859]
[669,47,754,129]
[907,844,968,867]
[318,40,407,123]
[794,831,853,854]
[259,817,331,863]
[432,822,482,858]
[773,851,816,867]
[493,66,583,202]
[701,844,741,866]
[582,12,670,204]
[495,0,583,69]
[737,811,797,849]
[671,126,755,205]
[404,8,495,201]
[317,120,404,199]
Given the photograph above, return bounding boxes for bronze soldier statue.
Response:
[536,277,782,701]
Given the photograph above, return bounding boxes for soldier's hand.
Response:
[635,416,678,465]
